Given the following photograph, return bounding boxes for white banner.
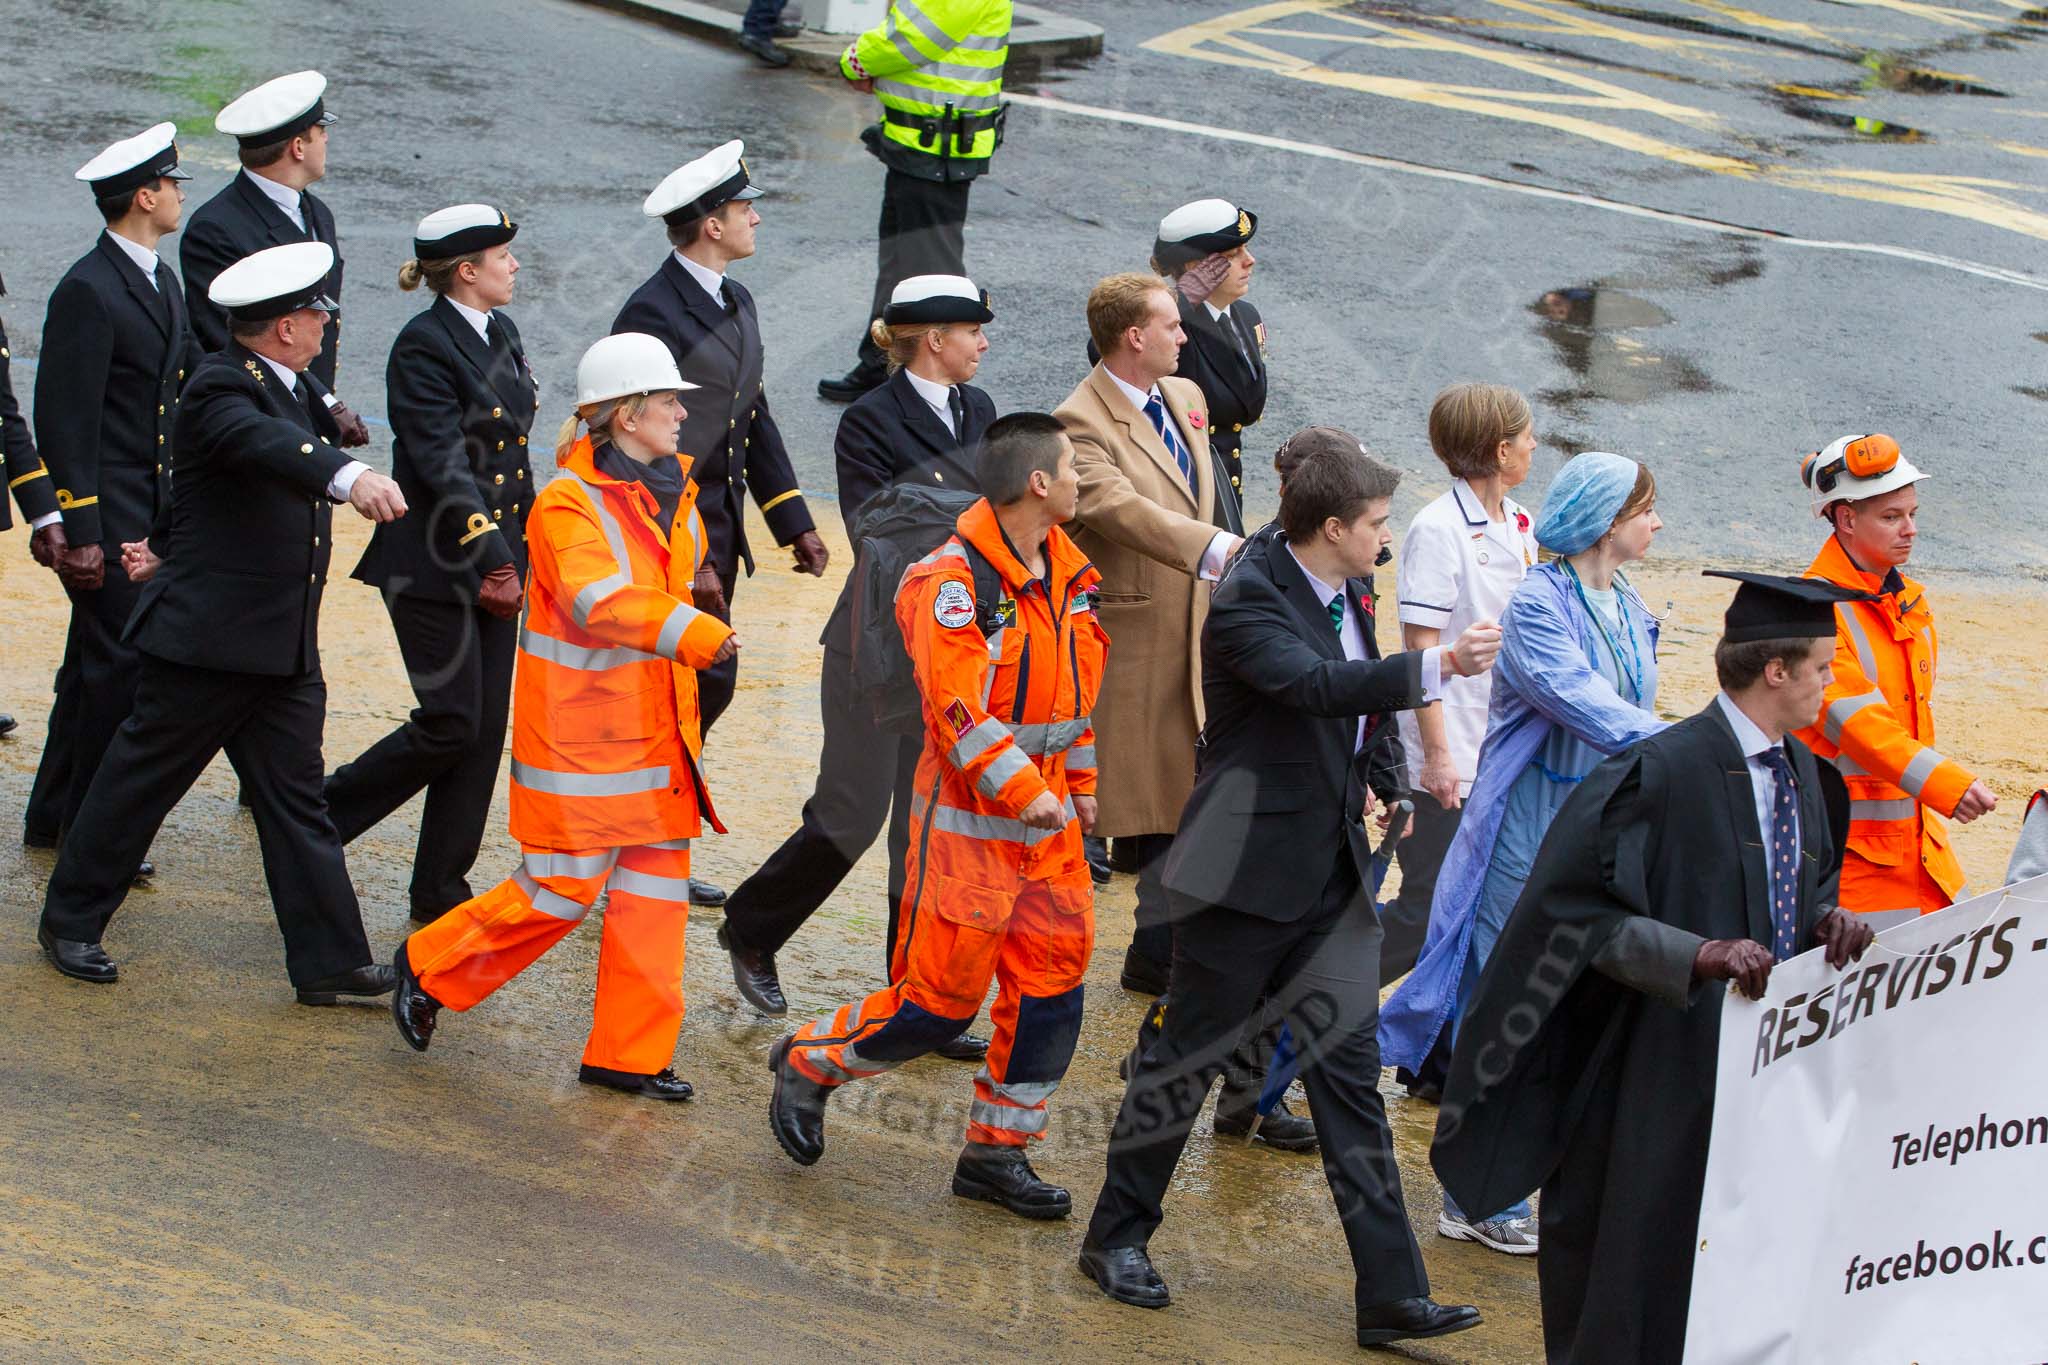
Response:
[1686,874,2048,1364]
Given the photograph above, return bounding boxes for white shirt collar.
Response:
[252,350,301,392]
[1715,692,1780,762]
[1286,544,1344,608]
[446,296,492,342]
[104,229,161,282]
[1203,300,1231,322]
[672,249,726,305]
[902,368,953,419]
[1103,367,1159,415]
[242,168,304,227]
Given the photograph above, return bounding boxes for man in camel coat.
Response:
[1056,272,1244,995]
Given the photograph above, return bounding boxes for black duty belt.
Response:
[882,102,1007,155]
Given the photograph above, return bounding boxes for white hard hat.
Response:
[575,333,696,407]
[1799,433,1927,518]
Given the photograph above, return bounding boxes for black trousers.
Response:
[699,567,739,735]
[854,171,971,374]
[1125,830,1177,971]
[25,569,145,840]
[1087,855,1430,1316]
[722,649,919,969]
[323,593,515,920]
[40,653,374,986]
[1381,789,1462,987]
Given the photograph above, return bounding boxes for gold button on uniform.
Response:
[517,435,527,446]
[515,469,525,480]
[513,503,520,514]
[158,434,165,445]
[934,471,945,483]
[494,474,505,485]
[492,407,503,418]
[158,404,165,415]
[496,440,505,451]
[313,535,320,546]
[300,443,314,454]
[493,509,503,520]
[1232,423,1242,432]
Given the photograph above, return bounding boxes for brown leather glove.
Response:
[330,400,372,449]
[1693,938,1775,1000]
[789,529,829,577]
[1811,909,1875,969]
[693,563,729,622]
[57,541,105,592]
[30,522,67,570]
[477,563,523,621]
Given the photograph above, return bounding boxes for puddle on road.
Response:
[1771,92,1928,142]
[1858,55,2007,99]
[1531,281,1719,411]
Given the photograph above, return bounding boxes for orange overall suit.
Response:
[1797,534,1971,925]
[402,434,733,1074]
[788,497,1107,1146]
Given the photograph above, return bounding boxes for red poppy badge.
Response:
[1188,411,1205,430]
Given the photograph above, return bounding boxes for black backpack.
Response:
[847,484,1003,732]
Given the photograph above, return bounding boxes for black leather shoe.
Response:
[768,1033,829,1165]
[1084,835,1112,886]
[718,921,787,1016]
[22,827,58,851]
[737,31,792,66]
[132,859,155,883]
[296,963,396,1006]
[817,367,887,403]
[37,924,117,984]
[390,944,440,1051]
[1077,1240,1170,1308]
[0,712,16,736]
[951,1142,1070,1219]
[688,878,728,908]
[1213,1098,1320,1152]
[1355,1297,1482,1346]
[932,1031,988,1062]
[1119,946,1170,996]
[579,1064,695,1101]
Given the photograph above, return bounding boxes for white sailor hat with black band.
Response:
[209,242,339,322]
[882,274,993,325]
[643,139,764,224]
[216,70,338,148]
[413,204,519,260]
[1153,198,1257,272]
[75,122,192,199]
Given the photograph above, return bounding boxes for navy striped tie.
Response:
[1143,393,1195,492]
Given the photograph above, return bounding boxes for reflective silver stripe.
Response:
[1823,691,1884,744]
[1065,745,1096,770]
[889,0,956,50]
[643,838,693,851]
[1858,907,1922,932]
[1849,798,1917,823]
[839,1039,905,1078]
[607,867,694,903]
[975,745,1033,800]
[1838,606,1879,682]
[572,572,630,627]
[877,79,1002,110]
[954,29,1008,51]
[968,1099,1049,1135]
[513,866,592,921]
[947,716,1010,769]
[563,474,639,629]
[519,626,660,671]
[975,1071,1061,1105]
[928,795,1076,847]
[921,58,1005,82]
[1010,717,1092,755]
[1897,747,1947,800]
[912,541,969,570]
[522,850,616,880]
[1829,751,1868,778]
[655,601,702,660]
[799,1046,868,1084]
[510,759,671,798]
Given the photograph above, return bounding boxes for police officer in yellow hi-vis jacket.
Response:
[1794,433,1995,927]
[389,333,737,1103]
[820,0,1012,402]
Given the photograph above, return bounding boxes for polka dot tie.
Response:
[1760,748,1800,963]
[1327,594,1346,635]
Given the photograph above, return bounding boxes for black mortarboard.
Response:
[1703,570,1880,643]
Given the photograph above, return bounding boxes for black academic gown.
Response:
[181,170,345,388]
[1432,700,1846,1364]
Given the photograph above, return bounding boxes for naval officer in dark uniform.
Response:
[613,140,828,905]
[23,123,200,858]
[36,242,406,1002]
[180,70,369,445]
[1150,200,1266,501]
[324,205,534,924]
[719,275,995,1036]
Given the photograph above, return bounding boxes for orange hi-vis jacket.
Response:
[510,435,734,851]
[898,497,1108,891]
[1797,534,1971,917]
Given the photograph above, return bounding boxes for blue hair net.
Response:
[1536,451,1641,555]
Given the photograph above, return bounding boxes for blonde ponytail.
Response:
[397,258,426,291]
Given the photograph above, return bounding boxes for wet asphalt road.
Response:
[2,0,2044,576]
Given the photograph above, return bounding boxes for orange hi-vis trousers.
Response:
[787,867,1094,1148]
[405,840,694,1075]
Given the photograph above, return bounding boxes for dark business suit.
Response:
[1172,296,1266,498]
[24,233,196,842]
[722,368,993,967]
[181,170,344,389]
[324,297,538,919]
[39,342,376,986]
[613,255,815,731]
[1087,527,1433,1317]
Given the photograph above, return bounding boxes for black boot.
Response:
[932,1031,988,1061]
[390,944,441,1051]
[950,1141,1070,1219]
[718,922,787,1016]
[768,1033,830,1165]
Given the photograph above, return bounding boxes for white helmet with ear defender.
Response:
[1799,433,1927,518]
[575,332,696,407]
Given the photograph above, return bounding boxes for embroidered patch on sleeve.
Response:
[945,699,974,736]
[933,579,976,629]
